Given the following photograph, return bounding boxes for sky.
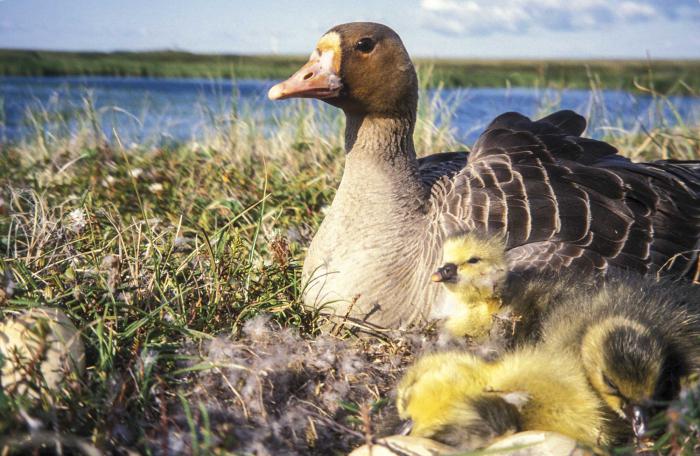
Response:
[1,0,699,59]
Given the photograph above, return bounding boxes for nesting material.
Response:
[176,316,416,455]
[0,306,85,396]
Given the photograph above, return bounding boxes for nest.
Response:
[166,317,428,455]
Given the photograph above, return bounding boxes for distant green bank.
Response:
[2,49,699,93]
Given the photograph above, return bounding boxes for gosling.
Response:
[430,233,508,341]
[397,348,612,449]
[540,274,700,439]
[408,232,700,447]
[398,285,700,449]
[431,231,587,346]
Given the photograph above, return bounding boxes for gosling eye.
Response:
[603,374,621,395]
[355,38,376,53]
[466,257,481,264]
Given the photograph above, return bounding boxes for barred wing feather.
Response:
[426,110,700,278]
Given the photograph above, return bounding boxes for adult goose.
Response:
[268,22,700,330]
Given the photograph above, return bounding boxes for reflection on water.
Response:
[1,76,699,145]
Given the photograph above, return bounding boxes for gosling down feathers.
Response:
[540,274,700,438]
[431,231,592,345]
[397,349,612,449]
[398,279,700,449]
[418,231,700,446]
[268,22,700,330]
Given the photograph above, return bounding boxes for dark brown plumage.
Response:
[436,110,700,278]
[268,22,700,329]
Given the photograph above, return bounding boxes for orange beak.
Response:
[268,51,342,101]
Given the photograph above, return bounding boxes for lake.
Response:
[2,76,699,145]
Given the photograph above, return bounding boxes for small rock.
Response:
[486,431,590,455]
[349,435,457,456]
[349,431,590,456]
[0,306,85,397]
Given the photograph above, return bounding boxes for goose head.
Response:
[268,22,418,117]
[580,316,683,439]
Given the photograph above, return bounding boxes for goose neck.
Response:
[341,113,426,197]
[345,113,415,161]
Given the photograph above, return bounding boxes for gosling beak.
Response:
[431,263,458,283]
[397,419,413,436]
[625,403,648,438]
[268,51,342,100]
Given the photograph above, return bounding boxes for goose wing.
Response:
[430,110,700,278]
[601,158,700,277]
[417,151,468,187]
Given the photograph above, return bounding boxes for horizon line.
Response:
[2,47,700,62]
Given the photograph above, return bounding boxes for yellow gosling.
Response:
[397,348,612,450]
[431,233,507,340]
[540,275,700,439]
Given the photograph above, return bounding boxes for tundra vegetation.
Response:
[0,66,699,454]
[2,49,700,93]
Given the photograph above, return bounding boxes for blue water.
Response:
[1,76,699,145]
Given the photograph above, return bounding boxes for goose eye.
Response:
[355,38,375,53]
[466,257,481,264]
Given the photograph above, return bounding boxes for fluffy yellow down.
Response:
[397,348,611,449]
[433,234,507,340]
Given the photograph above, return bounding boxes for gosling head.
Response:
[268,22,417,117]
[581,317,684,439]
[432,233,508,301]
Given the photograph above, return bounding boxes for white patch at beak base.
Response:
[318,49,342,91]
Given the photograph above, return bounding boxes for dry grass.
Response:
[0,79,698,455]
